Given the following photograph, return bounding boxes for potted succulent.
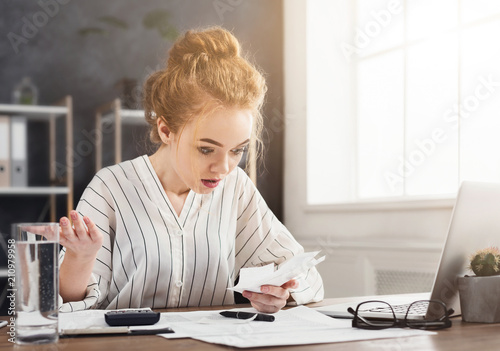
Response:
[458,246,500,323]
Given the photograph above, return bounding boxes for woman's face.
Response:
[170,107,253,194]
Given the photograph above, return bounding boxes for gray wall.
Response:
[0,0,284,236]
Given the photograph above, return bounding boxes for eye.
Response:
[231,146,248,156]
[198,147,214,155]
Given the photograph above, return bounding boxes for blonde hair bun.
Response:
[170,27,240,65]
[143,26,266,149]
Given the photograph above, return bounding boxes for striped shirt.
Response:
[59,155,323,312]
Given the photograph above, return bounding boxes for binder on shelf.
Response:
[10,116,28,187]
[0,116,10,187]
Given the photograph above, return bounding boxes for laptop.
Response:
[316,181,500,320]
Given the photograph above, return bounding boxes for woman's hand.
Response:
[59,210,103,261]
[59,210,103,302]
[242,279,299,313]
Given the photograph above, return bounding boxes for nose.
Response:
[211,153,230,175]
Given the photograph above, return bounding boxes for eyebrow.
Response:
[199,138,250,148]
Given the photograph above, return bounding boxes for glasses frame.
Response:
[349,299,452,330]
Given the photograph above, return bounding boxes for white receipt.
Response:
[229,251,325,293]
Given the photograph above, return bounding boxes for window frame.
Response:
[283,0,455,241]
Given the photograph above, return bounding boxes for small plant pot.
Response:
[458,275,500,323]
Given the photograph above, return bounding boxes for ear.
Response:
[157,117,173,144]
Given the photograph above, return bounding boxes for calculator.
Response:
[104,309,161,326]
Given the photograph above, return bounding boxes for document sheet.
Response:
[58,304,436,347]
[158,306,436,348]
[229,251,325,294]
[58,308,171,335]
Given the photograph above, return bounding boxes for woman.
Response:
[58,26,323,313]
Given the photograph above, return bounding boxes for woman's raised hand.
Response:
[59,210,103,261]
[242,279,299,313]
[59,211,103,302]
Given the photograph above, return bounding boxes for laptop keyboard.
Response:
[368,301,429,315]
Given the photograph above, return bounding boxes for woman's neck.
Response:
[149,147,190,197]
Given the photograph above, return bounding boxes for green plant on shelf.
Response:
[78,11,178,40]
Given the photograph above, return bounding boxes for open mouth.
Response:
[201,179,221,188]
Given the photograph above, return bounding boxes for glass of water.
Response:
[13,223,59,344]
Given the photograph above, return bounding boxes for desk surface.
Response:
[1,295,499,351]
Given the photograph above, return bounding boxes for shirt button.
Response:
[175,230,183,236]
[175,281,183,288]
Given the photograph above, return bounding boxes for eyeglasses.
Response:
[348,300,453,330]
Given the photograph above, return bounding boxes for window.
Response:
[307,0,500,205]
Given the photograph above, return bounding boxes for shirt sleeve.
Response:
[58,170,116,312]
[58,248,110,312]
[234,169,324,305]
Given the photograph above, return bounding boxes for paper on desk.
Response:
[196,324,435,348]
[59,309,109,332]
[158,306,436,348]
[229,251,325,293]
[58,308,172,335]
[159,305,347,339]
[158,307,261,339]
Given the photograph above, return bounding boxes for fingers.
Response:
[59,211,101,245]
[261,285,290,300]
[83,216,103,243]
[70,211,87,239]
[59,216,74,245]
[242,279,299,313]
[243,288,289,313]
[18,225,58,241]
[59,211,103,261]
[41,225,58,241]
[280,279,299,290]
[250,300,281,314]
[250,294,285,313]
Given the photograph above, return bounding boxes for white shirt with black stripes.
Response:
[59,155,324,312]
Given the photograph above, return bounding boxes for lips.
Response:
[201,179,221,189]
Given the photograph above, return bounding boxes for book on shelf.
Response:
[10,116,28,187]
[0,116,10,187]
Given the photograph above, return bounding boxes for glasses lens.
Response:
[405,300,451,330]
[353,301,396,329]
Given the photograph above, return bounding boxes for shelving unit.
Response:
[94,98,257,184]
[95,98,147,171]
[0,96,73,221]
[0,187,71,195]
